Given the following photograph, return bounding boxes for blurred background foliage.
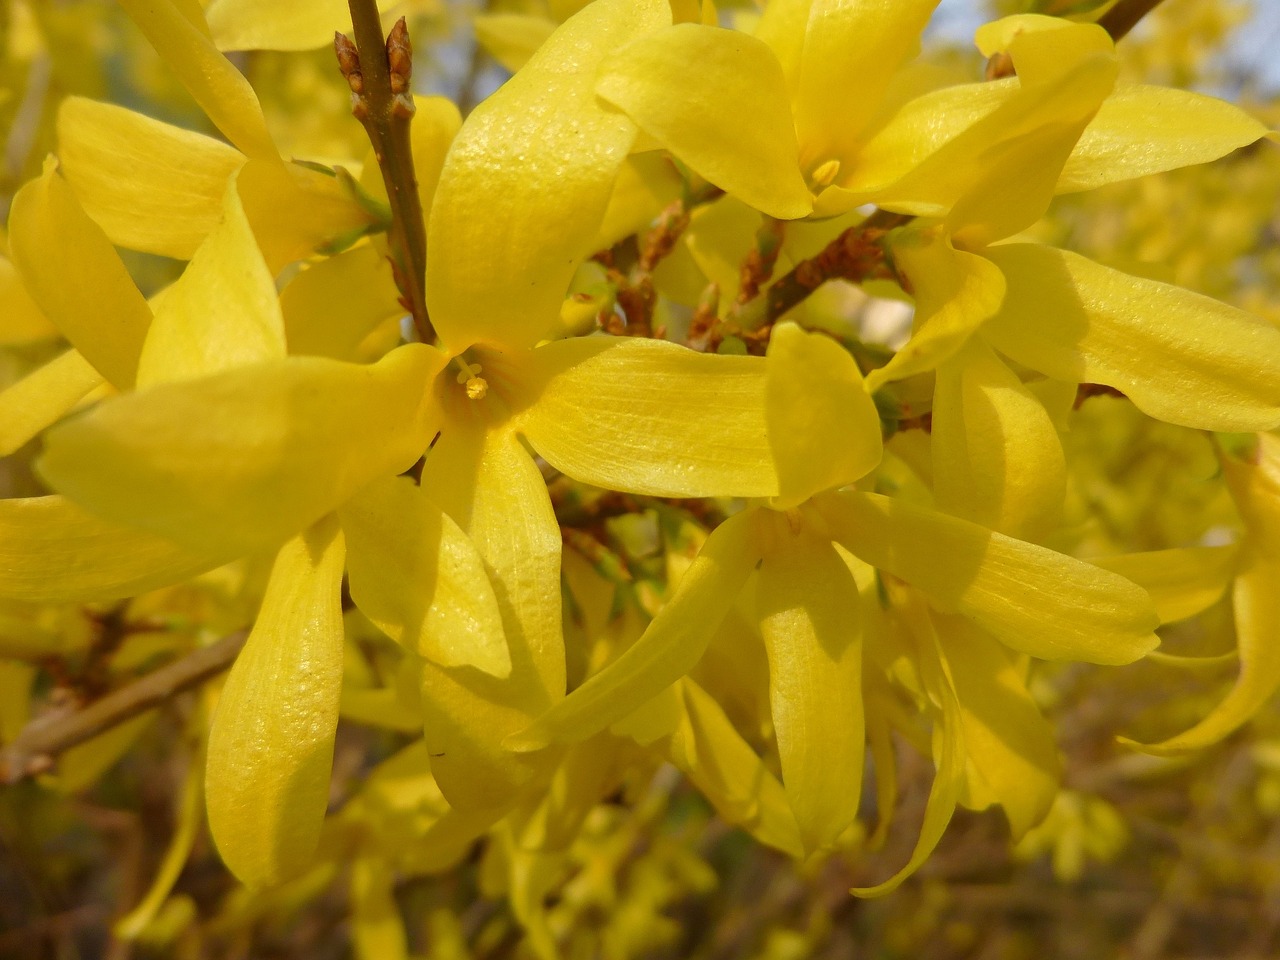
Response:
[2,0,1280,957]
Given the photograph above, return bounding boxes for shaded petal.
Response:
[417,422,565,809]
[983,244,1280,432]
[117,0,276,159]
[473,13,557,72]
[0,350,103,457]
[427,0,669,351]
[865,228,1006,390]
[57,97,245,260]
[853,590,963,896]
[207,0,399,51]
[1059,84,1269,194]
[341,475,510,677]
[936,614,1059,839]
[40,344,446,556]
[766,322,882,508]
[8,160,151,390]
[206,516,346,887]
[1127,436,1280,753]
[136,175,285,387]
[596,23,811,219]
[812,490,1159,664]
[0,495,222,603]
[281,244,402,360]
[507,508,762,752]
[661,678,804,857]
[237,159,373,273]
[757,526,864,852]
[1094,545,1239,625]
[515,336,779,498]
[931,340,1066,541]
[0,254,55,344]
[756,0,939,169]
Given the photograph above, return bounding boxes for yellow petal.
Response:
[931,341,1066,541]
[137,175,285,387]
[596,23,812,219]
[417,422,565,809]
[207,0,399,51]
[410,96,462,223]
[853,591,963,896]
[757,525,864,852]
[341,476,510,677]
[662,678,804,857]
[864,229,1006,390]
[473,13,557,73]
[56,96,245,260]
[0,495,221,603]
[206,516,346,887]
[238,159,373,273]
[758,0,939,171]
[766,322,882,508]
[1127,436,1280,753]
[39,344,446,556]
[1094,545,1239,625]
[0,253,55,343]
[117,0,276,159]
[936,615,1059,839]
[983,244,1280,432]
[0,350,103,457]
[507,508,763,752]
[282,244,402,360]
[514,336,779,498]
[427,0,669,351]
[1059,84,1269,194]
[811,490,1159,665]
[590,152,685,252]
[8,159,151,389]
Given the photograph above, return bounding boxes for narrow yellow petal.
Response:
[57,97,245,260]
[342,476,510,677]
[865,229,1006,390]
[853,592,963,896]
[514,336,778,498]
[206,517,346,887]
[936,615,1059,839]
[766,322,882,508]
[0,495,221,603]
[931,341,1066,541]
[812,490,1159,665]
[507,509,763,752]
[595,23,812,219]
[662,679,804,857]
[116,0,276,159]
[137,175,285,387]
[0,350,103,457]
[427,0,669,351]
[0,254,55,344]
[1059,84,1269,194]
[983,244,1280,432]
[40,345,446,556]
[207,0,399,51]
[8,160,151,389]
[417,422,566,810]
[757,526,864,852]
[1127,436,1280,753]
[1094,545,1239,625]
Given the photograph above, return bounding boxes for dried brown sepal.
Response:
[737,218,786,305]
[985,50,1015,81]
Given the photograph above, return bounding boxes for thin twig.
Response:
[337,4,433,343]
[1097,0,1168,42]
[0,631,246,785]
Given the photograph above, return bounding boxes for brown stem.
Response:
[1097,0,1167,42]
[338,4,433,343]
[0,631,246,785]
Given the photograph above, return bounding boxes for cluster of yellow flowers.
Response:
[2,0,1278,950]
